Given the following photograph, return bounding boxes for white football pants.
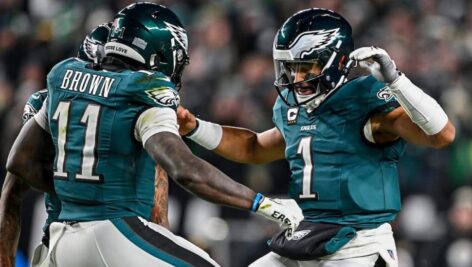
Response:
[31,243,48,267]
[38,216,220,267]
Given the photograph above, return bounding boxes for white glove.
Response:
[349,46,400,84]
[254,195,304,240]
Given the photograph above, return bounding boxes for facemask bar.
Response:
[273,42,353,108]
[274,71,327,107]
[274,58,327,107]
[171,45,189,90]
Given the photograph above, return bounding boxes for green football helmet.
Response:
[105,2,189,88]
[273,8,354,108]
[77,23,111,63]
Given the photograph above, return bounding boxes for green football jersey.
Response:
[273,75,407,229]
[23,89,62,234]
[46,58,178,221]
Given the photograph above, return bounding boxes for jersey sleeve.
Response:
[33,96,50,133]
[134,107,179,146]
[358,76,400,144]
[128,71,180,110]
[272,93,288,140]
[22,89,48,124]
[363,75,400,115]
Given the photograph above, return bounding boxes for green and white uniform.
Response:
[36,58,174,221]
[251,76,402,267]
[273,75,405,229]
[23,89,62,238]
[34,58,219,267]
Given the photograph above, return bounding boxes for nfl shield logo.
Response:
[387,249,395,260]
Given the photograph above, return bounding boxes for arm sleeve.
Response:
[134,107,179,147]
[33,97,50,133]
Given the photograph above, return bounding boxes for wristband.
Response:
[251,193,264,212]
[186,118,223,150]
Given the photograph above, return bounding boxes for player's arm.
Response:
[136,107,303,237]
[1,90,51,266]
[350,47,455,148]
[6,118,55,194]
[177,106,286,163]
[370,106,455,148]
[146,132,256,208]
[0,173,30,267]
[150,165,170,229]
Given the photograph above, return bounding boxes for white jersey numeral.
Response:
[52,101,101,181]
[52,101,70,178]
[76,104,101,181]
[297,136,317,199]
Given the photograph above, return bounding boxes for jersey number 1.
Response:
[297,137,317,199]
[52,101,101,182]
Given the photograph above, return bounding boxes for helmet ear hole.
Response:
[150,53,169,70]
[151,54,160,66]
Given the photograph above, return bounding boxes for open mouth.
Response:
[295,86,316,95]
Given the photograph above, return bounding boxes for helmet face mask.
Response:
[273,8,354,109]
[105,3,190,89]
[274,59,326,106]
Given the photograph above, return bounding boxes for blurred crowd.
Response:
[0,0,471,266]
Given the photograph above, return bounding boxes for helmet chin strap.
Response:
[296,92,327,113]
[296,58,354,112]
[296,78,345,113]
[295,82,327,112]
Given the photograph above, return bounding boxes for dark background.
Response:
[0,0,471,266]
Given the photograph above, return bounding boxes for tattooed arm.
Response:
[0,173,30,267]
[150,165,170,229]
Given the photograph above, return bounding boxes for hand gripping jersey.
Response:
[273,75,406,229]
[23,90,62,235]
[43,58,178,221]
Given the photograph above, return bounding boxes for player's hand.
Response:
[176,106,197,136]
[255,196,304,240]
[349,46,400,84]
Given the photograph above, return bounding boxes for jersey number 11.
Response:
[52,101,101,182]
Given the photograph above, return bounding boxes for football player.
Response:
[0,23,124,267]
[6,3,303,267]
[1,22,170,267]
[78,22,172,229]
[177,8,455,267]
